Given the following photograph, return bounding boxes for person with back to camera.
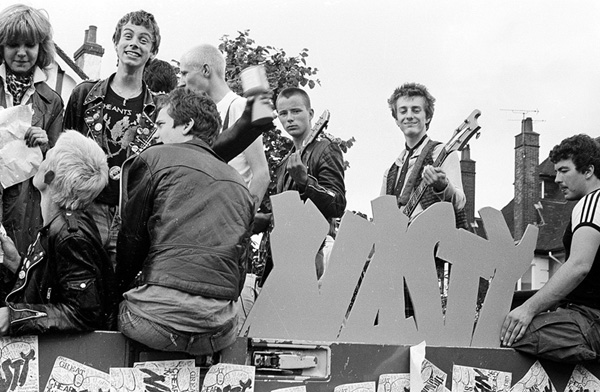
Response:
[116,88,254,356]
[0,131,116,336]
[0,4,64,256]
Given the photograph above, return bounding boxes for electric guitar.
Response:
[402,109,482,218]
[300,109,331,155]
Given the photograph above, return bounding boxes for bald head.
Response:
[181,44,226,79]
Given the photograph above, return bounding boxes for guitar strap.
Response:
[386,139,439,207]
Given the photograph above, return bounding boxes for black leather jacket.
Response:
[276,137,347,222]
[117,139,254,300]
[4,210,117,335]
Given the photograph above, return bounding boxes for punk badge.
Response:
[109,166,121,180]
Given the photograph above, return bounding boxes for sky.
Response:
[7,0,600,218]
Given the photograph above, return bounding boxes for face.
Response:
[394,96,430,141]
[115,22,154,70]
[178,58,209,93]
[277,95,313,141]
[155,105,190,144]
[3,39,39,75]
[554,158,590,201]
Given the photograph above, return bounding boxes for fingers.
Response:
[24,127,48,147]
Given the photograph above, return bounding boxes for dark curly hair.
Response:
[387,83,435,129]
[549,134,600,178]
[157,88,221,146]
[143,58,177,93]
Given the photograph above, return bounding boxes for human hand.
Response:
[0,227,21,273]
[287,152,308,187]
[24,126,48,147]
[0,307,9,336]
[500,304,535,347]
[422,165,449,192]
[253,212,273,234]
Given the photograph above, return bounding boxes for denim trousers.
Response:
[118,301,239,356]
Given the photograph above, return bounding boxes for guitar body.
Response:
[402,110,481,218]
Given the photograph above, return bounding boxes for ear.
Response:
[586,165,595,179]
[44,170,55,185]
[309,108,314,121]
[181,119,195,135]
[202,64,211,77]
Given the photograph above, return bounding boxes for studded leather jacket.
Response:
[4,210,117,335]
[63,73,156,157]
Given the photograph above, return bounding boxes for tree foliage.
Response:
[218,30,355,197]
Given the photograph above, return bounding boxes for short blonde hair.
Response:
[43,131,108,210]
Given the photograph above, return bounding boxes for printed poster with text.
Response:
[0,335,38,392]
[201,363,255,392]
[565,365,600,392]
[451,365,511,392]
[508,361,555,392]
[334,381,377,392]
[44,356,110,392]
[111,363,199,392]
[378,374,410,392]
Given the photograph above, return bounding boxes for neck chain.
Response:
[112,83,142,106]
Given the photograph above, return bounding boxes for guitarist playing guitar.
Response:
[257,87,347,286]
[383,82,481,317]
[383,83,480,229]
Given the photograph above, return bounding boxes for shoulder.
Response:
[72,79,101,94]
[34,82,63,106]
[311,137,343,157]
[572,189,600,227]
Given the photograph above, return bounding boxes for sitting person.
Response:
[116,88,254,355]
[0,131,117,336]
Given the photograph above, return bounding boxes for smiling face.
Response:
[3,38,39,75]
[393,96,430,145]
[114,22,154,70]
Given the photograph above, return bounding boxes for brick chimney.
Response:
[74,26,104,80]
[514,117,540,240]
[460,145,476,228]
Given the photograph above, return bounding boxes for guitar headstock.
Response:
[313,109,331,133]
[446,109,481,154]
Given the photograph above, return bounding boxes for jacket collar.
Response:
[84,73,156,116]
[184,138,224,162]
[0,64,53,104]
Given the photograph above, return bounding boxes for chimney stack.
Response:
[74,25,104,80]
[460,145,476,227]
[514,117,540,240]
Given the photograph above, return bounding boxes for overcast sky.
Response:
[8,0,600,218]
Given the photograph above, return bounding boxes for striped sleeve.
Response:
[572,190,600,233]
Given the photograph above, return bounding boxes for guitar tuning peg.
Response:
[476,132,481,139]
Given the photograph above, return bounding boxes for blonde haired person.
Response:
[0,4,64,256]
[0,131,117,336]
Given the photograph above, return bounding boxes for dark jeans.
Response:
[512,303,600,363]
[118,301,239,356]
